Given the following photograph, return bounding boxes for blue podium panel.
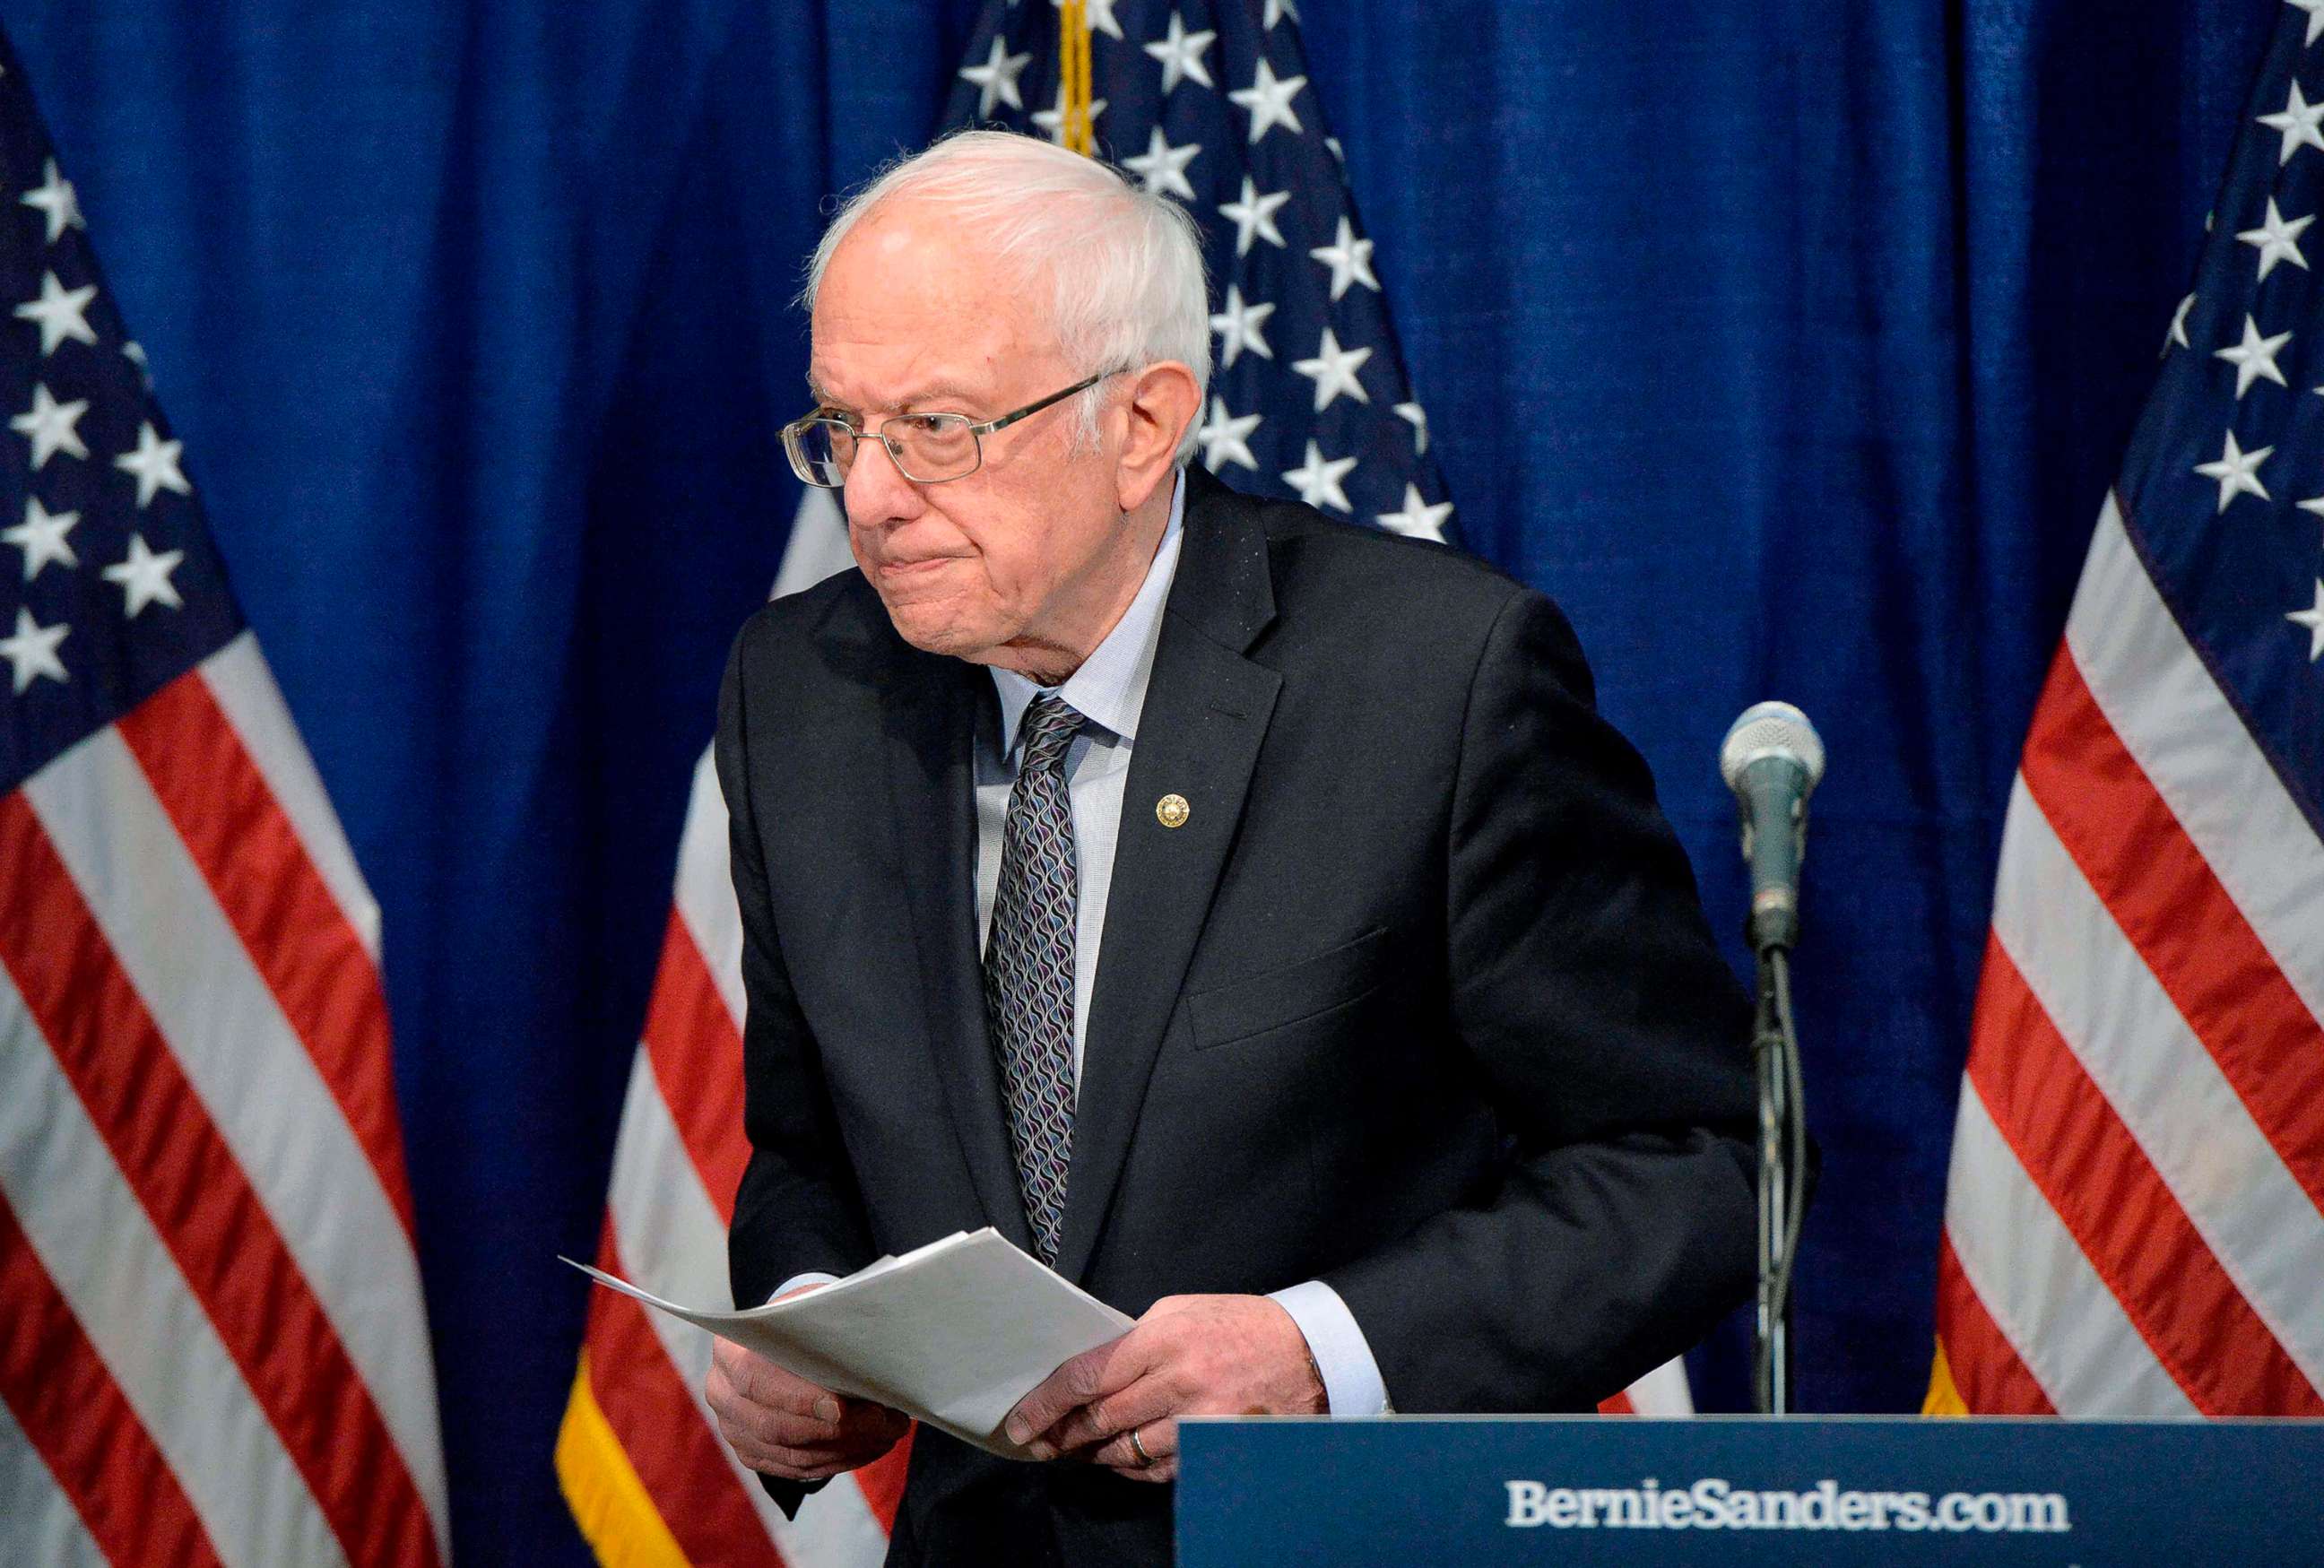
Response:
[1175,1416,2324,1565]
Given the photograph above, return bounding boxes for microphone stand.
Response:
[1750,940,1806,1416]
[1720,700,1821,1417]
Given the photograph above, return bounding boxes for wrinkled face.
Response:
[810,204,1142,674]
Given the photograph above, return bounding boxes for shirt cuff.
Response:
[1269,1279,1390,1416]
[767,1270,841,1304]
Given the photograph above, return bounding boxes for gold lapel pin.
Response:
[1156,793,1191,828]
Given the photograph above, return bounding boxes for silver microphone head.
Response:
[1720,701,1826,793]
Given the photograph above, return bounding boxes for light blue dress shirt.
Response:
[779,474,1389,1418]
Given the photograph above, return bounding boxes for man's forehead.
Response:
[807,312,1006,405]
[811,219,1055,410]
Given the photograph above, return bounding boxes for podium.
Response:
[1175,1415,2324,1564]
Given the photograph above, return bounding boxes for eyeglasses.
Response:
[781,373,1112,489]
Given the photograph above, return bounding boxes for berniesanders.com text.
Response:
[1504,1477,2070,1534]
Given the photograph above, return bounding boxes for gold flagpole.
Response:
[1059,1,1094,154]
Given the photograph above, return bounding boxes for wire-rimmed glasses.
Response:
[781,372,1112,489]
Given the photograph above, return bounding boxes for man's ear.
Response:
[1114,360,1202,512]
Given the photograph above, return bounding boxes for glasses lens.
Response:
[887,413,979,482]
[785,419,855,489]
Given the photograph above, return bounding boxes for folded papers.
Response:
[565,1227,1133,1459]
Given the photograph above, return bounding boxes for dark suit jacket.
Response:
[715,466,1758,1566]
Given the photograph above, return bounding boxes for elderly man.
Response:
[706,129,1757,1565]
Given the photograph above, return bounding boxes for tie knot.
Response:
[1018,693,1084,774]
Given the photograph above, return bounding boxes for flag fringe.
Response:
[1922,1338,1969,1416]
[555,1350,694,1568]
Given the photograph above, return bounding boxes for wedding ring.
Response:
[1128,1426,1154,1466]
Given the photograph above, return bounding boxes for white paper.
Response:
[563,1227,1133,1459]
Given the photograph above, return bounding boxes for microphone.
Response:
[1720,702,1826,952]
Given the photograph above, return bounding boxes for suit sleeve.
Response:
[715,617,880,1512]
[1322,588,1762,1411]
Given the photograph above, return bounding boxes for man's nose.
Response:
[844,434,927,529]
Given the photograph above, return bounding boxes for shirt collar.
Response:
[991,471,1185,757]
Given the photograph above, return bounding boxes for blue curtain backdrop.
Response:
[1,0,2277,1560]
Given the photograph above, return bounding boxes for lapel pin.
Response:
[1156,793,1190,828]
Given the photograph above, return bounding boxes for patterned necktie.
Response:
[984,692,1085,1266]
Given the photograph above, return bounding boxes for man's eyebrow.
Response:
[804,374,989,414]
[897,380,986,409]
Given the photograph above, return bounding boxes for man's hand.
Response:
[1002,1295,1326,1484]
[705,1289,909,1483]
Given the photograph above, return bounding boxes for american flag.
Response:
[1929,0,2324,1417]
[0,29,450,1568]
[949,0,1458,544]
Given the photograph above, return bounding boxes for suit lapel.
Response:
[882,654,1035,1252]
[1055,473,1280,1284]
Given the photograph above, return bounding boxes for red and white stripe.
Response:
[560,492,915,1568]
[1598,1356,1695,1416]
[1933,493,2324,1416]
[0,635,449,1565]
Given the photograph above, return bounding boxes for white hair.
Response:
[802,129,1211,463]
